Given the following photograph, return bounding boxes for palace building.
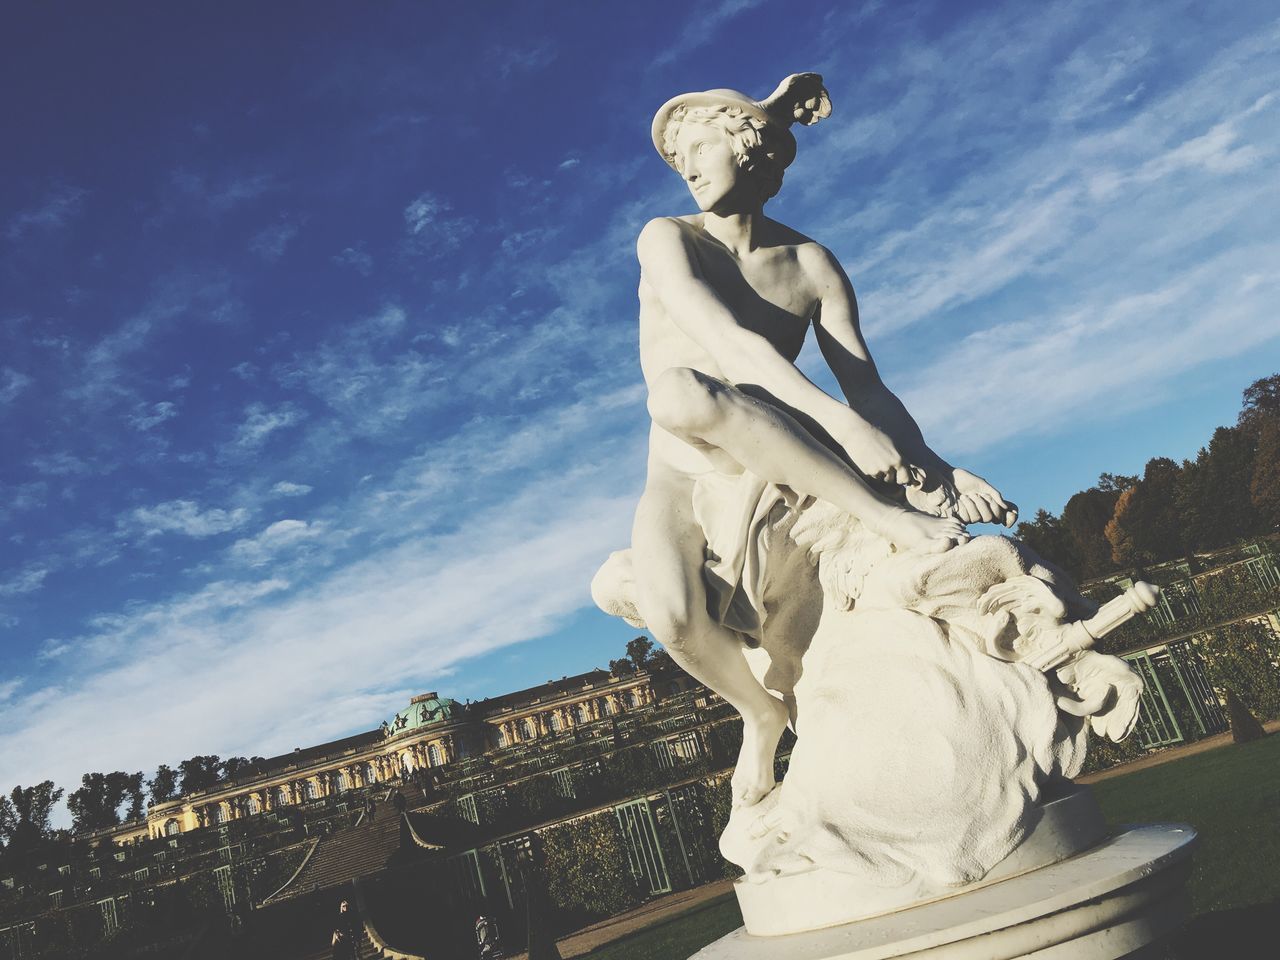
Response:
[131,666,680,843]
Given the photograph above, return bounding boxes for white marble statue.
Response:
[592,74,1150,918]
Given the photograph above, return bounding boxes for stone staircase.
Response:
[272,786,426,900]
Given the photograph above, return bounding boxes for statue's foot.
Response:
[732,697,789,807]
[867,504,969,554]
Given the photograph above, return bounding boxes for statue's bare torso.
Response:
[639,215,822,476]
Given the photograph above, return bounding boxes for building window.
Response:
[628,689,642,708]
[575,704,589,724]
[519,718,534,740]
[603,699,617,716]
[213,805,228,824]
[246,794,261,815]
[336,770,351,792]
[164,819,180,837]
[549,713,562,733]
[303,780,319,801]
[428,743,443,766]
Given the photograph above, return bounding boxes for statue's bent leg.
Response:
[647,366,967,553]
[631,473,788,806]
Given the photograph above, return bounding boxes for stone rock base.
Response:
[690,824,1196,960]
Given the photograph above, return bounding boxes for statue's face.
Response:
[673,121,747,213]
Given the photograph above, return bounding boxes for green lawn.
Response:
[583,734,1280,958]
[1090,733,1280,916]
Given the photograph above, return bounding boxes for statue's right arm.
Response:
[637,217,860,439]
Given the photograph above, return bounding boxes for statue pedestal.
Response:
[691,818,1196,960]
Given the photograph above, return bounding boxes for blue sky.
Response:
[2,0,1278,815]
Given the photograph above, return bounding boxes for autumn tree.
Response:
[1060,486,1124,580]
[1105,458,1185,566]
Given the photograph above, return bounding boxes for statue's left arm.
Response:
[807,245,1017,526]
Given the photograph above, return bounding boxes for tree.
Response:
[1238,373,1280,434]
[1097,473,1138,494]
[1016,509,1081,577]
[178,755,223,794]
[124,772,146,821]
[1179,427,1258,549]
[1250,416,1280,531]
[67,772,135,834]
[625,636,655,670]
[149,764,179,805]
[221,757,251,781]
[0,782,64,857]
[1105,458,1185,566]
[1060,486,1122,580]
[608,657,636,677]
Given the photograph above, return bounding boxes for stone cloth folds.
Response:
[691,469,807,642]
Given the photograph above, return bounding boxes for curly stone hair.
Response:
[661,103,788,203]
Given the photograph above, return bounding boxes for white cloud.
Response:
[229,519,327,567]
[128,400,178,431]
[249,221,299,261]
[130,500,251,538]
[0,566,50,597]
[402,192,475,255]
[651,0,769,69]
[333,245,374,276]
[6,185,87,240]
[231,402,305,450]
[0,368,32,404]
[271,481,313,497]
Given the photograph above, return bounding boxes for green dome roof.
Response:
[385,692,461,734]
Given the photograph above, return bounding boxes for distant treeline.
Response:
[1017,374,1280,582]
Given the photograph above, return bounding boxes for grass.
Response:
[1090,732,1280,916]
[581,894,742,960]
[582,733,1280,958]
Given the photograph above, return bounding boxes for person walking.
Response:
[392,788,406,816]
[363,794,376,823]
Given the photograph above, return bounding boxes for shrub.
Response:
[539,812,644,926]
[1199,619,1280,721]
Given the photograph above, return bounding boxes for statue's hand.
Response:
[949,468,1018,527]
[835,421,919,488]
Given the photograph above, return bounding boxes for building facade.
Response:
[130,668,681,843]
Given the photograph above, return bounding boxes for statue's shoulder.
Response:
[637,215,701,263]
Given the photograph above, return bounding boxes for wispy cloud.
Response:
[170,170,274,212]
[403,191,475,256]
[651,0,769,68]
[0,565,50,597]
[6,185,87,240]
[229,519,328,567]
[249,220,299,261]
[127,400,179,431]
[230,402,305,451]
[0,368,33,404]
[333,244,374,276]
[130,500,251,539]
[271,481,313,497]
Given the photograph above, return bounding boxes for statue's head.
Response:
[652,74,831,209]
